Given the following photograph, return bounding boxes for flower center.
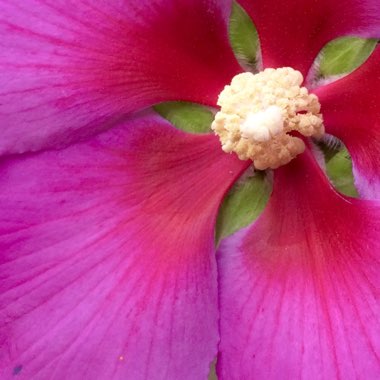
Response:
[211,67,324,170]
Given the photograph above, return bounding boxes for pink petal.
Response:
[217,149,380,379]
[0,0,241,156]
[314,46,380,199]
[0,113,248,379]
[238,0,380,77]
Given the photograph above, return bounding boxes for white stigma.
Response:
[241,105,284,142]
[211,67,324,170]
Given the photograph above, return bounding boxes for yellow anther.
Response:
[211,67,324,170]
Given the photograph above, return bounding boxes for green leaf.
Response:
[229,2,259,68]
[154,101,214,133]
[215,171,271,244]
[326,148,358,197]
[319,37,377,78]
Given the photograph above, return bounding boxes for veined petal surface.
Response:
[217,150,380,379]
[0,114,248,380]
[314,46,380,199]
[238,0,380,77]
[0,0,241,156]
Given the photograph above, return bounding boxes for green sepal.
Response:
[154,101,214,133]
[318,37,377,78]
[215,171,271,245]
[229,2,259,68]
[326,148,358,197]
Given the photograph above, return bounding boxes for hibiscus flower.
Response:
[0,1,379,379]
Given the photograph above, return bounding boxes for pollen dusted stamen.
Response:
[211,67,324,170]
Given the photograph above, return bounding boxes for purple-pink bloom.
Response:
[0,1,379,379]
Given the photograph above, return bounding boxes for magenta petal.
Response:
[239,0,380,76]
[314,46,380,199]
[217,150,380,379]
[0,113,248,379]
[0,0,241,156]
